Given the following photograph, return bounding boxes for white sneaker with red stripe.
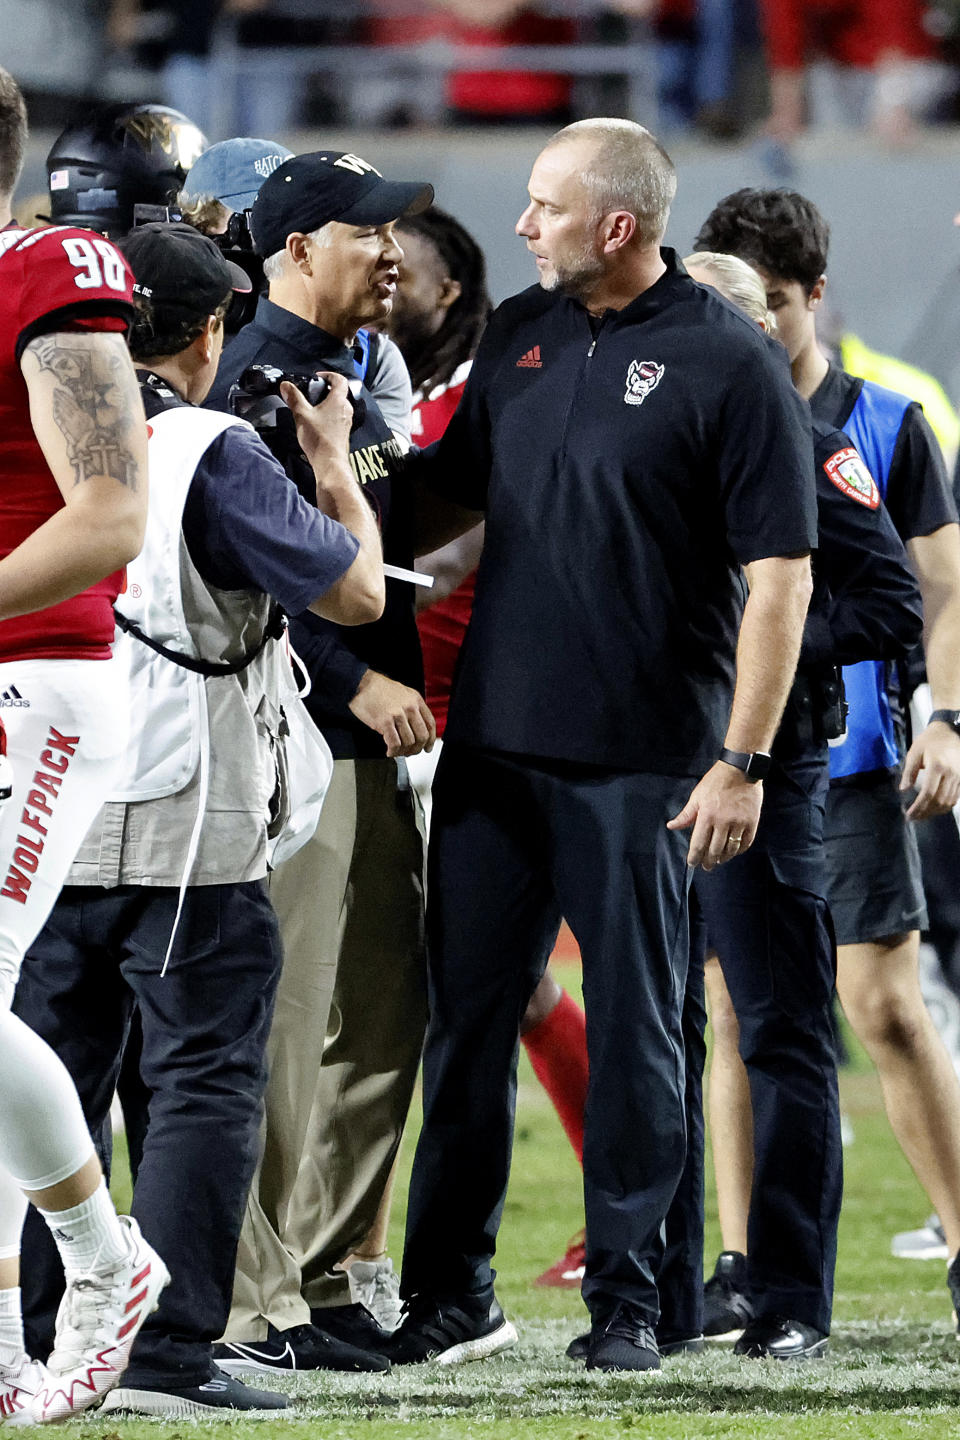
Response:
[31,1215,169,1423]
[0,1344,52,1427]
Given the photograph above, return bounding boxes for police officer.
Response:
[14,222,384,1417]
[662,251,924,1360]
[695,188,960,1335]
[384,118,818,1374]
[207,151,438,1373]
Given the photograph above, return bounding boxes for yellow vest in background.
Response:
[840,333,960,469]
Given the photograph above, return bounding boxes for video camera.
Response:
[131,202,261,334]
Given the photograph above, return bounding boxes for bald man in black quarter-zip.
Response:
[384,120,818,1375]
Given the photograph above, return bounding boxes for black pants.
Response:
[668,750,842,1335]
[13,880,282,1388]
[401,744,693,1326]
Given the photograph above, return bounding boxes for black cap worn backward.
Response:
[250,151,433,258]
[120,222,252,318]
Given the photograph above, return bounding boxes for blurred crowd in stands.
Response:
[93,0,960,143]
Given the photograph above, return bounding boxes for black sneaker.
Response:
[387,1293,518,1365]
[310,1302,394,1356]
[567,1328,702,1361]
[100,1367,288,1416]
[586,1303,661,1373]
[565,1331,590,1361]
[734,1315,828,1361]
[213,1321,389,1374]
[947,1251,960,1337]
[703,1251,755,1340]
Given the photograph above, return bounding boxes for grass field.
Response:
[20,955,960,1438]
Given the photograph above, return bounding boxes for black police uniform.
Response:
[809,363,957,945]
[659,420,924,1343]
[401,250,817,1327]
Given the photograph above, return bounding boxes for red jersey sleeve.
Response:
[11,227,135,361]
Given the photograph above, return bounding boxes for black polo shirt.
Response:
[418,250,817,775]
[208,296,423,759]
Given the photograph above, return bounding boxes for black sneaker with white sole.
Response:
[100,1367,288,1417]
[703,1250,755,1339]
[387,1293,518,1365]
[213,1321,389,1374]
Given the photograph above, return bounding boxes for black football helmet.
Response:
[46,103,207,238]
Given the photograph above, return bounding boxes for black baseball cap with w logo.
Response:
[250,151,433,258]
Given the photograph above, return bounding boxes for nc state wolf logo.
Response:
[624,359,664,407]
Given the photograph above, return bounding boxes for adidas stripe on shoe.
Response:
[32,1215,169,1423]
[387,1294,518,1366]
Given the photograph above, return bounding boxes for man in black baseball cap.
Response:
[205,148,440,1376]
[250,150,432,261]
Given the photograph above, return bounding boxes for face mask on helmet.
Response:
[46,103,208,239]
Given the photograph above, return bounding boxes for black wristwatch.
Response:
[929,709,960,737]
[719,748,772,783]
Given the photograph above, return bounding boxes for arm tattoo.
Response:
[24,333,142,489]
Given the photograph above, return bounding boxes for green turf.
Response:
[21,995,960,1438]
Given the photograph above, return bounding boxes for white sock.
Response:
[0,1288,23,1355]
[38,1181,129,1279]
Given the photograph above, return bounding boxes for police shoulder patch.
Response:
[823,447,879,509]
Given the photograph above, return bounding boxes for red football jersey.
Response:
[413,362,477,737]
[0,225,135,660]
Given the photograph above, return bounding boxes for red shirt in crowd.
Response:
[413,360,476,736]
[757,0,933,70]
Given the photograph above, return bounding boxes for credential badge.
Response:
[624,359,664,407]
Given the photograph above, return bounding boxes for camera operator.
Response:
[207,151,437,1374]
[14,222,384,1418]
[181,139,415,438]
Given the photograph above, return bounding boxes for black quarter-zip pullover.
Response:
[419,249,818,775]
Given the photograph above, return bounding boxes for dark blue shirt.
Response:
[140,376,359,614]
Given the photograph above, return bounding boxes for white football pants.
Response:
[0,657,127,1254]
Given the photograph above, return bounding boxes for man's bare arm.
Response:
[668,553,813,869]
[415,523,485,612]
[901,523,960,817]
[0,331,148,622]
[413,475,484,558]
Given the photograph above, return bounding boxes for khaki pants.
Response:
[227,757,427,1339]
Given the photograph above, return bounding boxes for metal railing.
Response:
[206,3,657,138]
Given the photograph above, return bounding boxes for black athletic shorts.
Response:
[823,768,928,946]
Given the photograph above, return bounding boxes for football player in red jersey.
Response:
[0,68,168,1423]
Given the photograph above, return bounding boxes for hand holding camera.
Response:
[279,373,355,471]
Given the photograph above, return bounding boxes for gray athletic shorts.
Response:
[824,769,928,946]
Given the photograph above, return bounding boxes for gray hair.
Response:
[545,118,677,246]
[682,250,778,337]
[262,221,335,283]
